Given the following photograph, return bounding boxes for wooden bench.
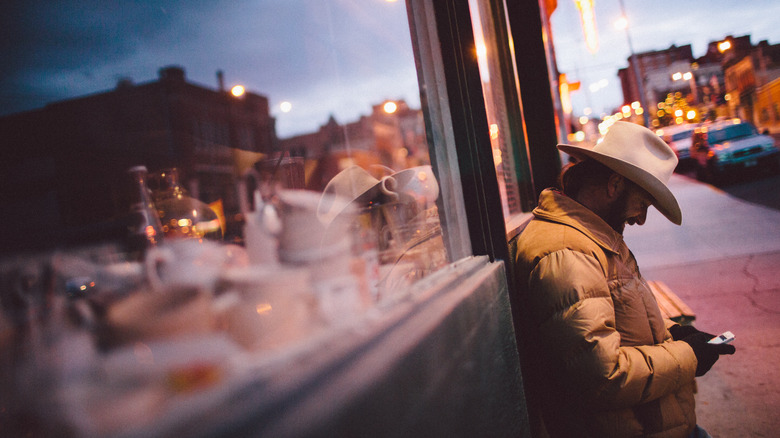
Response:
[647,280,696,325]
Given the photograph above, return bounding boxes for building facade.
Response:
[0,66,276,252]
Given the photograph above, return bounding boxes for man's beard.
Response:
[604,189,630,234]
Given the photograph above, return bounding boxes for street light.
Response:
[383,101,398,114]
[231,85,245,97]
[616,0,649,126]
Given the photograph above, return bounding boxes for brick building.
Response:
[0,66,276,253]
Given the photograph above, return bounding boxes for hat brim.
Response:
[558,143,682,225]
[317,179,390,224]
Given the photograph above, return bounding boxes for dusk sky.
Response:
[2,1,779,137]
[551,0,780,117]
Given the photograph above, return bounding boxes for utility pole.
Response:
[618,0,650,126]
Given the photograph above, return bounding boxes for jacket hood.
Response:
[532,188,623,255]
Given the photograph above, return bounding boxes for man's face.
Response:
[604,181,653,234]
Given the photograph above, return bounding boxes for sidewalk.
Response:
[624,174,780,437]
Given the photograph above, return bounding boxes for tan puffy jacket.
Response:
[513,189,697,438]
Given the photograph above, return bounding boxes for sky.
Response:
[0,1,419,138]
[549,0,780,118]
[1,1,779,137]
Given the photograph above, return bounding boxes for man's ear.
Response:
[606,173,624,199]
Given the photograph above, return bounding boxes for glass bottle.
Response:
[125,165,164,258]
[148,168,223,241]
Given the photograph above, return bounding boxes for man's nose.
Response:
[635,208,647,225]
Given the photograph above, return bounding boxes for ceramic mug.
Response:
[317,165,398,225]
[277,189,355,264]
[145,240,248,292]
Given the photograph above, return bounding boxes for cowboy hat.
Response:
[317,165,397,224]
[557,121,682,225]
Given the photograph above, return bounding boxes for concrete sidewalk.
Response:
[624,174,780,437]
[625,173,780,270]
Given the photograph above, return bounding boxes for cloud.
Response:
[0,0,419,135]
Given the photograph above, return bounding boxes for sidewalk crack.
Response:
[742,255,760,293]
[743,255,780,315]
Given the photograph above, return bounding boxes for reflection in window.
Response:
[469,0,527,218]
[1,1,450,314]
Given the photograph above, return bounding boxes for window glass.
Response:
[708,122,756,143]
[1,2,450,313]
[468,0,533,219]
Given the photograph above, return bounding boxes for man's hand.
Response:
[669,324,715,341]
[682,332,736,377]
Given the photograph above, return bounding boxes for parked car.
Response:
[657,123,698,169]
[689,119,779,181]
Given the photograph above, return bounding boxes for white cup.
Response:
[145,240,248,292]
[277,189,355,264]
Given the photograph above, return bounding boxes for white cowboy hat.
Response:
[317,165,397,224]
[557,121,682,225]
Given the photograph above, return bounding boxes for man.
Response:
[512,121,735,438]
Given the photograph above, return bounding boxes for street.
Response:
[677,166,780,211]
[624,171,780,437]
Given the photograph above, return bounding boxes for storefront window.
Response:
[1,2,450,292]
[0,3,462,434]
[468,0,536,220]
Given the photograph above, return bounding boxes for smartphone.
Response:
[708,331,735,344]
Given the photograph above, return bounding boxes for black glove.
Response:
[669,324,715,341]
[682,332,736,377]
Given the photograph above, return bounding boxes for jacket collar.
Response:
[532,188,623,255]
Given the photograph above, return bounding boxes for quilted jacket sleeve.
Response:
[528,248,697,411]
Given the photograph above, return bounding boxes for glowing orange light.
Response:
[231,85,245,97]
[672,72,683,81]
[489,123,499,140]
[560,74,573,114]
[145,225,156,238]
[718,40,732,53]
[383,101,398,114]
[256,303,273,315]
[575,0,599,54]
[492,147,503,165]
